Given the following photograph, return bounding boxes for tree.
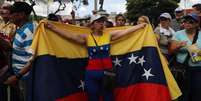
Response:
[126,0,180,25]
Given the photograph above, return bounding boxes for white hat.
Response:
[1,1,13,7]
[90,14,105,23]
[1,2,12,8]
[175,7,183,12]
[160,13,172,20]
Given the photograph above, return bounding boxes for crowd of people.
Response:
[0,1,201,101]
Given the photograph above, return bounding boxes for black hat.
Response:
[48,13,59,21]
[10,2,32,15]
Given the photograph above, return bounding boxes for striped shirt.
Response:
[12,22,37,74]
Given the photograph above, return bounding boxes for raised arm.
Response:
[46,22,87,44]
[110,23,146,40]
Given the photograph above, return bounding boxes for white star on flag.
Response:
[138,56,146,66]
[113,57,122,67]
[128,54,138,64]
[78,80,85,91]
[93,49,96,52]
[142,68,154,80]
[100,47,103,50]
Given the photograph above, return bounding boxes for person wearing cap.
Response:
[46,14,146,101]
[169,13,201,101]
[3,1,37,100]
[0,2,16,40]
[0,2,14,69]
[171,7,185,31]
[192,3,201,29]
[154,12,175,61]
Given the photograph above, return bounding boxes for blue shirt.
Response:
[172,30,201,67]
[12,22,37,74]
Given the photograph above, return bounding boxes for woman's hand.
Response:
[169,40,187,54]
[137,23,147,29]
[176,41,187,49]
[45,22,56,30]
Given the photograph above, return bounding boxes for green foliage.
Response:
[126,0,180,25]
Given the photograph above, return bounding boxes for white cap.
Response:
[90,14,105,23]
[175,7,183,12]
[1,1,13,7]
[1,2,12,8]
[160,12,172,20]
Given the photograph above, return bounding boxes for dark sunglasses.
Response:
[183,19,197,24]
[175,11,183,13]
[160,17,169,21]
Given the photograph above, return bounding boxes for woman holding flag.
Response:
[46,14,146,101]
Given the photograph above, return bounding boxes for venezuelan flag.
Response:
[29,20,181,101]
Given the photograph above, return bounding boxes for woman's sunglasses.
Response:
[183,19,197,24]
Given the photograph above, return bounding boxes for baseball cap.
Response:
[0,3,12,15]
[159,12,172,20]
[10,2,32,15]
[184,13,200,22]
[175,7,183,13]
[90,14,106,23]
[1,2,12,9]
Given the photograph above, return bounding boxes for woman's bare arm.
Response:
[46,22,87,44]
[110,23,146,41]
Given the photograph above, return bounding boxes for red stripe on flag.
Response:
[56,83,171,101]
[87,58,112,70]
[114,83,171,101]
[56,92,88,101]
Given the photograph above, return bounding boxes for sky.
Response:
[76,0,127,17]
[33,0,201,17]
[179,0,201,8]
[34,0,127,17]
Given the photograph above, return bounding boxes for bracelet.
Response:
[15,73,23,79]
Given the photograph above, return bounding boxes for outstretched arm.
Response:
[110,23,146,41]
[46,22,87,44]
